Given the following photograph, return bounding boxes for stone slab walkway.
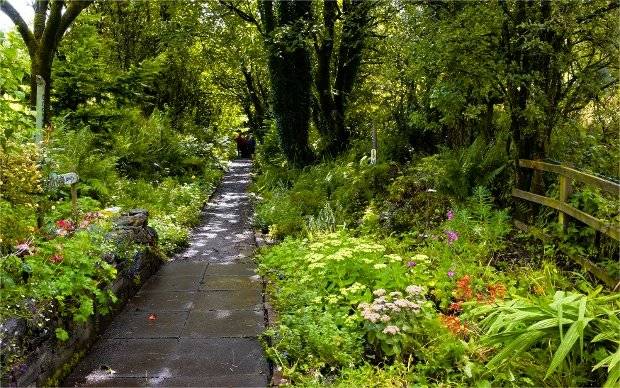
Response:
[64,160,269,387]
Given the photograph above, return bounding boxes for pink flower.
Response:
[445,230,459,244]
[407,261,416,267]
[362,310,381,323]
[448,270,455,278]
[15,242,33,256]
[406,285,424,295]
[79,212,101,229]
[382,325,400,335]
[447,210,454,220]
[50,254,63,264]
[373,289,386,297]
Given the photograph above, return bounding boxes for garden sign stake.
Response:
[35,75,45,142]
[371,127,377,165]
[35,76,45,228]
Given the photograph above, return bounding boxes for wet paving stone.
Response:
[65,376,149,387]
[153,374,269,387]
[205,263,257,276]
[139,275,202,292]
[173,338,269,376]
[103,310,188,339]
[156,261,208,277]
[192,289,262,311]
[65,338,180,382]
[200,275,262,291]
[181,310,264,337]
[125,291,197,312]
[64,160,268,387]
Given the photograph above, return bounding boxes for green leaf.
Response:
[545,316,593,378]
[487,330,545,369]
[55,328,70,342]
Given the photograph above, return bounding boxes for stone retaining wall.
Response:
[0,209,164,387]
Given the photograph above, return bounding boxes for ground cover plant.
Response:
[256,169,620,386]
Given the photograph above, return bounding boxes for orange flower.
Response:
[488,283,507,301]
[455,275,473,300]
[440,314,469,336]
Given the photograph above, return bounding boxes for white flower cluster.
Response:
[358,285,426,333]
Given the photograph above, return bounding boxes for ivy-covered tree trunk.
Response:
[314,0,372,157]
[261,0,314,166]
[241,66,267,140]
[502,0,549,194]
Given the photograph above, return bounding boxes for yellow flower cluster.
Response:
[0,142,42,205]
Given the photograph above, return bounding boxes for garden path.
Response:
[64,159,269,387]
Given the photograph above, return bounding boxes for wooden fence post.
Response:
[558,173,571,230]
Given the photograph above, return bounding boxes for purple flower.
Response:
[407,261,417,268]
[447,210,454,220]
[448,270,455,278]
[445,230,459,244]
[15,242,33,257]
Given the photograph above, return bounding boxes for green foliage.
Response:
[258,215,515,384]
[0,228,117,322]
[48,125,118,201]
[254,150,397,239]
[55,328,70,342]
[439,135,510,200]
[469,288,620,386]
[0,31,32,145]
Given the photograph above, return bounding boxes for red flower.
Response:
[449,301,463,312]
[50,254,63,264]
[56,219,75,231]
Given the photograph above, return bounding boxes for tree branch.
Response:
[219,0,263,33]
[33,0,49,39]
[57,0,93,44]
[0,0,37,55]
[41,0,63,53]
[577,0,619,23]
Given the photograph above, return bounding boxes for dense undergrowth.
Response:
[252,134,620,387]
[0,20,233,377]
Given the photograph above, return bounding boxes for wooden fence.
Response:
[513,159,620,289]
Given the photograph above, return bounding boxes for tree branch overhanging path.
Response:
[0,0,93,124]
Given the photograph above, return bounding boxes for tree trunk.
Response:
[313,0,371,157]
[29,52,53,126]
[261,0,314,166]
[241,67,266,140]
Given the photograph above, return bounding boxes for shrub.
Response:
[0,229,117,322]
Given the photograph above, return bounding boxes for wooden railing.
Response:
[513,159,620,289]
[513,159,620,240]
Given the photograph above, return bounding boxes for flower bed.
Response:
[0,209,163,386]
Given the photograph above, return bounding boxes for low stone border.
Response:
[0,210,164,387]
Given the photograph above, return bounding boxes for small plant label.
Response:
[48,172,79,188]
